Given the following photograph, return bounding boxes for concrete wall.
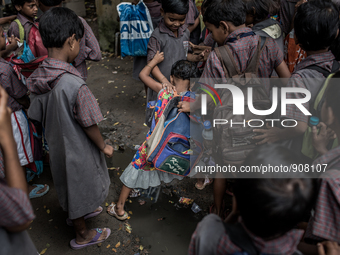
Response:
[95,0,133,52]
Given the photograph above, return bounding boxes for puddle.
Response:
[107,148,202,255]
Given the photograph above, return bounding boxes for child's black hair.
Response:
[243,0,280,24]
[161,0,189,15]
[325,71,340,122]
[234,144,316,239]
[201,0,214,14]
[39,7,84,49]
[39,0,62,7]
[203,0,246,28]
[330,0,340,60]
[294,0,339,52]
[171,60,200,80]
[11,0,34,7]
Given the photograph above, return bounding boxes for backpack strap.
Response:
[214,36,268,78]
[14,19,25,44]
[244,36,268,74]
[304,60,340,78]
[224,223,259,255]
[313,73,335,118]
[309,60,340,117]
[215,45,241,78]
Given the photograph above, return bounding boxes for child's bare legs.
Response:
[213,178,226,217]
[72,217,108,244]
[115,185,132,215]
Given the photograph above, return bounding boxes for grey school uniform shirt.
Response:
[27,60,110,220]
[145,19,190,126]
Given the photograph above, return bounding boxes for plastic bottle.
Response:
[309,116,319,128]
[302,116,320,159]
[202,120,213,140]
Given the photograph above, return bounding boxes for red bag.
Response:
[27,24,48,57]
[284,29,307,73]
[10,55,48,78]
[7,20,48,78]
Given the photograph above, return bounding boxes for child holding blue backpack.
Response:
[107,54,200,220]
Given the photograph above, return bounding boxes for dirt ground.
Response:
[28,55,223,255]
[24,3,230,254]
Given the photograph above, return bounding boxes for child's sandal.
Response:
[107,202,128,221]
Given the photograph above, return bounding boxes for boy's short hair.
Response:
[171,60,200,80]
[39,0,62,7]
[11,0,33,7]
[203,0,246,27]
[234,144,316,239]
[294,0,339,51]
[39,7,84,48]
[161,0,189,15]
[244,0,280,24]
[325,71,340,122]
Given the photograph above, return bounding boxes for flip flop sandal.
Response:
[70,228,111,250]
[107,203,128,221]
[195,177,213,190]
[66,206,103,226]
[29,184,49,199]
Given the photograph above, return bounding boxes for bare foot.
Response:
[76,228,109,245]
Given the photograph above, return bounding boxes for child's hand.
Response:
[7,35,19,51]
[318,242,340,255]
[162,82,176,94]
[203,49,211,62]
[177,101,190,112]
[312,122,335,155]
[253,123,281,145]
[189,41,197,50]
[0,86,12,141]
[102,144,114,158]
[153,51,164,64]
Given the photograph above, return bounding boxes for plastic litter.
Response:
[191,203,202,213]
[178,197,194,205]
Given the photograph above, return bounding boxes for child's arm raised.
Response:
[139,51,164,93]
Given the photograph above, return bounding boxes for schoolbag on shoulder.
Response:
[8,19,47,78]
[301,61,340,159]
[146,93,203,176]
[213,36,271,166]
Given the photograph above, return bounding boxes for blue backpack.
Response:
[146,94,203,176]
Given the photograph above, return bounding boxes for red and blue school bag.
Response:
[146,92,203,177]
[7,19,47,78]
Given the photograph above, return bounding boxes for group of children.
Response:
[2,0,340,253]
[0,0,113,252]
[126,0,340,254]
